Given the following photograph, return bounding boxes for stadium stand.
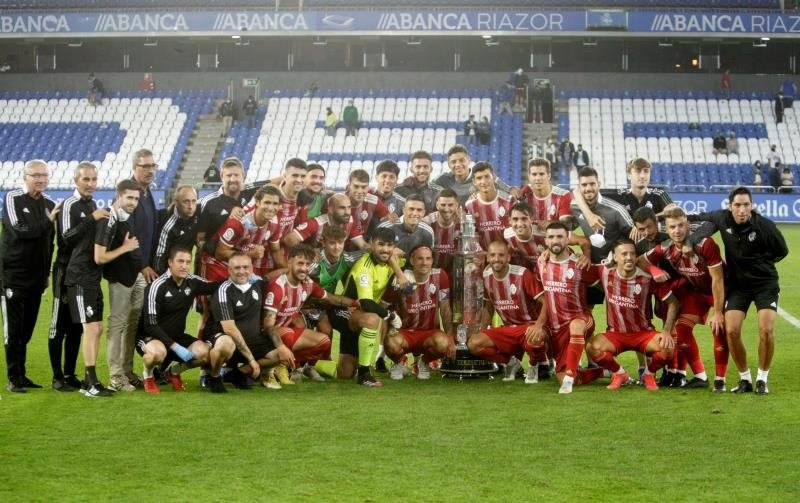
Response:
[219,88,524,189]
[559,90,800,190]
[0,89,223,191]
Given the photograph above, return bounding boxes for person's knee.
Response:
[431,334,450,356]
[213,335,235,358]
[193,344,210,364]
[384,336,403,360]
[467,334,484,353]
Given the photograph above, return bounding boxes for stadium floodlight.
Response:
[231,35,241,40]
[406,37,422,46]
[481,34,492,39]
[312,36,327,46]
[658,38,673,47]
[582,38,598,46]
[67,40,83,48]
[761,37,770,41]
[143,38,158,47]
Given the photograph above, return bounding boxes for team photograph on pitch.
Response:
[2,146,787,396]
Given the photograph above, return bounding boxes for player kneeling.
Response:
[385,245,455,380]
[137,246,234,394]
[586,239,678,391]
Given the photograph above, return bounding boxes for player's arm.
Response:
[93,219,139,265]
[3,193,55,238]
[142,285,177,348]
[283,230,303,248]
[262,310,277,328]
[525,295,549,346]
[479,297,494,329]
[760,218,789,263]
[658,293,679,351]
[220,319,260,374]
[708,264,725,336]
[268,240,287,270]
[323,292,360,309]
[571,188,605,230]
[62,205,109,246]
[569,233,592,258]
[350,235,368,250]
[261,324,296,369]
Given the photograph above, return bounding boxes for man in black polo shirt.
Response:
[94,179,144,392]
[137,246,231,394]
[1,159,58,392]
[377,194,433,258]
[153,185,198,275]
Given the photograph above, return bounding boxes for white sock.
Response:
[376,345,385,360]
[562,376,574,385]
[677,370,687,376]
[739,369,752,382]
[614,368,626,375]
[757,368,769,382]
[142,366,153,379]
[694,371,707,381]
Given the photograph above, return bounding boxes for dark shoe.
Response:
[6,380,26,393]
[537,364,552,380]
[669,374,687,388]
[374,357,388,373]
[358,371,384,388]
[153,367,169,386]
[125,372,143,389]
[83,382,114,398]
[731,379,753,394]
[685,377,709,389]
[52,377,77,392]
[64,375,83,389]
[199,374,209,389]
[20,376,43,389]
[713,378,726,393]
[755,380,769,395]
[209,376,227,393]
[658,371,675,388]
[223,370,251,390]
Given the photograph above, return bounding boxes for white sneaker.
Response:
[302,364,326,382]
[524,365,539,384]
[109,375,135,392]
[389,363,405,381]
[416,358,431,380]
[502,357,522,381]
[289,368,303,383]
[559,376,575,394]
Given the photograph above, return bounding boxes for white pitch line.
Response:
[777,306,800,329]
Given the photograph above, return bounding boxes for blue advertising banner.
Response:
[0,190,166,217]
[1,9,799,37]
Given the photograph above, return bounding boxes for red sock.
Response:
[593,351,620,373]
[577,366,604,384]
[524,341,548,366]
[564,336,585,377]
[648,351,670,374]
[293,338,332,365]
[676,318,705,374]
[713,328,729,378]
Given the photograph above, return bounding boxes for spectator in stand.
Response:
[325,107,338,137]
[726,132,739,155]
[530,84,543,123]
[478,116,491,146]
[87,73,104,106]
[203,165,221,186]
[751,160,763,186]
[560,138,575,171]
[218,99,234,132]
[780,165,794,193]
[243,95,258,129]
[139,71,155,93]
[766,144,781,169]
[343,100,359,137]
[511,68,529,108]
[713,132,728,155]
[464,114,478,145]
[781,78,796,108]
[544,137,559,174]
[721,68,732,97]
[573,144,590,170]
[775,91,785,124]
[769,161,782,192]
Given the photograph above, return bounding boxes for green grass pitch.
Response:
[1,226,799,501]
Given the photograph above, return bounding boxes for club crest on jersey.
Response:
[645,201,653,209]
[388,203,396,213]
[265,292,274,305]
[497,207,506,217]
[748,231,756,242]
[251,290,258,300]
[509,284,517,295]
[184,288,191,295]
[428,283,436,295]
[5,288,12,298]
[633,284,642,295]
[86,306,94,317]
[566,268,575,280]
[300,291,308,301]
[548,206,556,217]
[360,210,368,221]
[359,273,369,287]
[222,228,235,241]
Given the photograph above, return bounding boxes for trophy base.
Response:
[439,348,499,379]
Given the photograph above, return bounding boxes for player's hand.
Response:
[587,213,606,232]
[386,311,402,330]
[658,331,675,351]
[91,208,111,221]
[122,232,140,252]
[386,213,399,224]
[47,201,62,223]
[509,187,521,199]
[172,344,195,362]
[575,254,591,270]
[141,266,158,283]
[537,249,551,269]
[629,227,643,242]
[709,312,725,338]
[525,324,546,346]
[247,359,261,379]
[681,244,695,258]
[391,246,405,260]
[649,266,670,283]
[444,338,457,359]
[277,344,296,370]
[248,245,265,260]
[230,206,245,220]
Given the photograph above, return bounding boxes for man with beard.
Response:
[424,188,459,272]
[396,151,443,214]
[377,195,433,258]
[294,163,333,222]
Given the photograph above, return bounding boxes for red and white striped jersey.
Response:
[503,227,546,270]
[537,255,599,331]
[291,213,363,248]
[396,268,450,331]
[276,192,299,242]
[519,185,573,222]
[264,274,327,327]
[351,192,389,232]
[599,265,673,333]
[464,193,515,250]
[483,264,542,326]
[213,210,281,276]
[644,237,723,295]
[430,219,457,270]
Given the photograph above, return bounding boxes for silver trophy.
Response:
[440,213,498,378]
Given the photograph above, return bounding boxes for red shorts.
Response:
[200,254,229,282]
[550,315,594,373]
[602,330,658,355]
[279,326,306,349]
[678,290,713,322]
[400,328,441,355]
[484,325,528,358]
